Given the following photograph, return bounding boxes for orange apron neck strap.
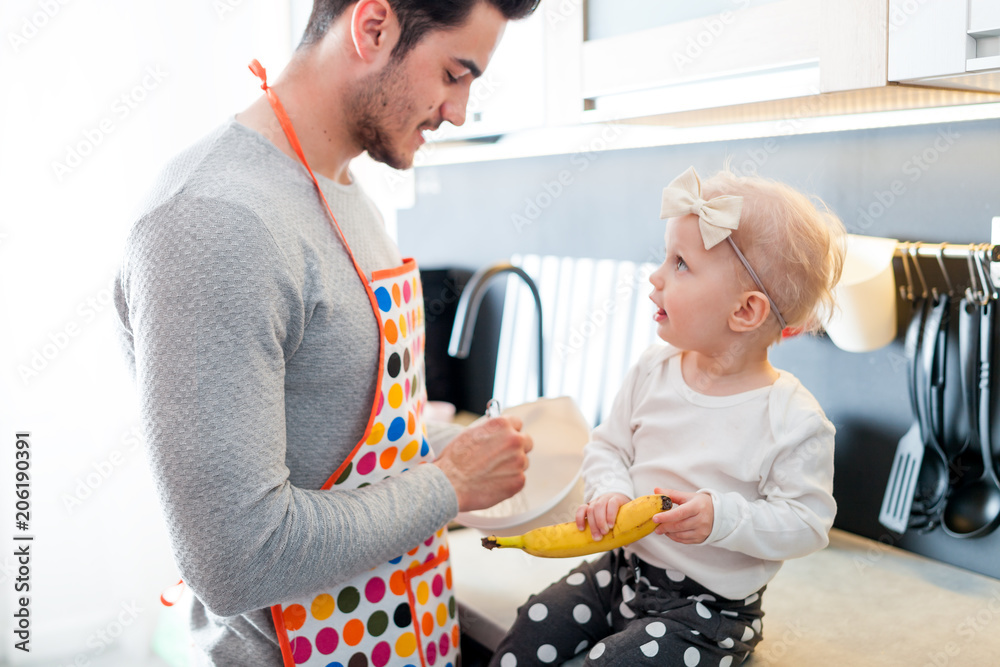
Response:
[248,60,315,182]
[247,59,371,287]
[160,579,185,607]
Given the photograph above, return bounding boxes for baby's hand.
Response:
[575,492,632,540]
[651,487,714,544]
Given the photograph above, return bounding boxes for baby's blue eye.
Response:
[676,256,688,271]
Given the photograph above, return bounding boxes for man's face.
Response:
[346,2,507,170]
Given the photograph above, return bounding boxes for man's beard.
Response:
[347,58,422,171]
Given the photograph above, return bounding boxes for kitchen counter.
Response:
[449,526,1000,666]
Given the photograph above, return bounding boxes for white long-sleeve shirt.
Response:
[581,344,836,600]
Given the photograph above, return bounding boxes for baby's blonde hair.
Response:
[700,168,846,334]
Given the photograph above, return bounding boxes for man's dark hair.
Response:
[299,0,540,58]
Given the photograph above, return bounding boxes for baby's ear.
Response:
[729,292,772,333]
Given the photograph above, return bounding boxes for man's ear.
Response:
[351,0,398,64]
[729,291,772,332]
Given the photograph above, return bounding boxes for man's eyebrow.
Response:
[456,58,483,79]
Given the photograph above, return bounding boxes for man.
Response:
[114,1,538,664]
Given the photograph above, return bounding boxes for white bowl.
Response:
[454,396,590,537]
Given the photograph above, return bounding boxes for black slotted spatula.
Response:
[879,297,928,533]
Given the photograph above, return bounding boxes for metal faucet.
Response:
[447,262,545,400]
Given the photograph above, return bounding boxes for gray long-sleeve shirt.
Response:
[114,119,460,665]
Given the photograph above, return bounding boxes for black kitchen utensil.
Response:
[935,250,968,462]
[942,297,983,536]
[941,299,1000,538]
[948,298,984,486]
[879,297,928,533]
[939,299,972,464]
[909,290,952,531]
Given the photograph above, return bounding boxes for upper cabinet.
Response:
[426,0,1000,143]
[546,0,914,126]
[888,0,1000,93]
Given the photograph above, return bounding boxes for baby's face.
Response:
[648,215,746,351]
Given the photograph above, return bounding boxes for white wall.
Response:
[0,1,297,665]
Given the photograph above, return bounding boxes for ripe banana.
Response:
[481,494,672,558]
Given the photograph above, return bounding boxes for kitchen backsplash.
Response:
[399,116,1000,579]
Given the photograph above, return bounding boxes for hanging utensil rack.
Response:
[893,242,998,303]
[893,242,998,262]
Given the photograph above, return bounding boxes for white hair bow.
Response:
[659,166,743,250]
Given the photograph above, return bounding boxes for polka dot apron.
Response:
[248,61,460,667]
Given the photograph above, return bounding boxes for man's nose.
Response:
[441,84,471,127]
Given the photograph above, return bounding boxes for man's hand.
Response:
[651,487,713,544]
[432,417,532,512]
[575,492,632,540]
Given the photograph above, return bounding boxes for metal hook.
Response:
[934,243,955,296]
[975,245,997,304]
[909,243,930,300]
[965,244,982,304]
[899,243,914,302]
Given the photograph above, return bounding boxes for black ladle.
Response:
[942,299,1000,538]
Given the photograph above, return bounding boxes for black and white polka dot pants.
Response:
[489,549,764,667]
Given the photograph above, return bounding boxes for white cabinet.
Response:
[889,0,1000,93]
[577,0,821,122]
[331,0,1000,148]
[538,0,913,126]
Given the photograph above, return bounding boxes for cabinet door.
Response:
[970,0,1000,35]
[577,0,822,121]
[584,0,784,42]
[888,0,975,81]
